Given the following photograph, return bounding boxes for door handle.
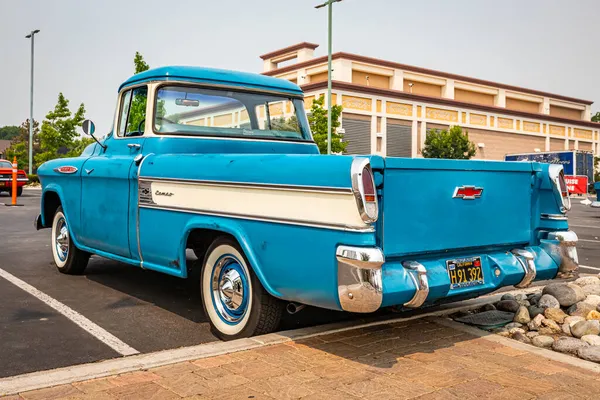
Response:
[128,143,141,150]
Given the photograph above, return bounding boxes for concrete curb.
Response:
[0,286,541,396]
[433,317,600,373]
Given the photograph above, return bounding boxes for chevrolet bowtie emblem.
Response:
[453,186,483,200]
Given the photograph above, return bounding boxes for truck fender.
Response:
[180,216,282,299]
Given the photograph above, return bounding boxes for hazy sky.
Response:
[1,0,598,135]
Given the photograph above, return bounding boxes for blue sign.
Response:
[505,152,574,175]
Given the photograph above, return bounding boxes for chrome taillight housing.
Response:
[548,164,571,213]
[351,158,378,223]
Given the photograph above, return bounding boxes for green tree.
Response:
[307,95,346,154]
[0,125,20,140]
[422,125,477,159]
[134,51,150,74]
[592,112,600,123]
[5,119,40,170]
[35,93,86,167]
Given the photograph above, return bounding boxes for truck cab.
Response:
[36,66,579,340]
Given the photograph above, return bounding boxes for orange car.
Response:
[0,159,28,197]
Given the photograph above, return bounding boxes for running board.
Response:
[511,249,537,288]
[402,261,429,308]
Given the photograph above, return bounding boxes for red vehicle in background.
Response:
[0,159,28,197]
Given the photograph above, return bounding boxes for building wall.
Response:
[506,97,540,114]
[550,105,582,120]
[454,89,495,106]
[465,127,546,160]
[351,71,390,89]
[403,80,442,97]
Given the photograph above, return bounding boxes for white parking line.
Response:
[0,267,139,356]
[579,239,600,243]
[580,265,600,271]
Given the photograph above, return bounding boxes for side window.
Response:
[117,86,148,137]
[117,90,132,137]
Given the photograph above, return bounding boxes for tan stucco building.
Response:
[260,42,599,159]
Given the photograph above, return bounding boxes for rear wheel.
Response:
[200,237,283,340]
[51,207,90,274]
[16,187,23,197]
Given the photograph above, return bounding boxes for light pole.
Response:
[25,29,40,174]
[315,0,341,155]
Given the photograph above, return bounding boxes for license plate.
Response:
[446,257,484,289]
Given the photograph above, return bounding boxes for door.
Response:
[79,86,148,258]
[386,119,412,157]
[342,114,371,154]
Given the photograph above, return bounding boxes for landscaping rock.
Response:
[583,285,600,296]
[567,302,596,317]
[538,294,560,309]
[514,306,531,324]
[577,346,600,363]
[505,322,523,330]
[583,295,600,307]
[496,300,520,313]
[528,293,542,306]
[527,306,544,318]
[512,331,531,344]
[542,283,585,307]
[561,323,572,336]
[517,300,531,307]
[587,310,600,321]
[571,320,600,338]
[581,335,600,346]
[509,327,526,335]
[501,294,516,301]
[553,337,589,355]
[565,316,586,326]
[515,293,528,301]
[541,318,562,334]
[574,276,600,287]
[528,314,545,331]
[526,331,540,339]
[496,330,511,337]
[544,308,568,324]
[480,303,496,312]
[532,335,554,348]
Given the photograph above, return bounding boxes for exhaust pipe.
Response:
[286,302,306,314]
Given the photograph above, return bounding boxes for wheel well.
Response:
[185,229,235,270]
[43,191,62,227]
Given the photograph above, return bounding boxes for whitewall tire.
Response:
[200,237,283,340]
[51,207,90,274]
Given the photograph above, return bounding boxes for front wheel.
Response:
[200,237,283,340]
[51,207,90,274]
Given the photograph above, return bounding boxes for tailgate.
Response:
[381,158,534,257]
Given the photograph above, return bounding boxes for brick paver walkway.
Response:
[4,318,600,400]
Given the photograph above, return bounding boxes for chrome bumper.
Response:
[511,249,537,288]
[336,245,383,313]
[548,230,579,275]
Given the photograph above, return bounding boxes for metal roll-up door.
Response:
[386,122,412,157]
[342,117,371,155]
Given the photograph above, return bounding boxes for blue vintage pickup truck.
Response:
[36,66,578,340]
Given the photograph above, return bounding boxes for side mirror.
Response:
[82,119,107,150]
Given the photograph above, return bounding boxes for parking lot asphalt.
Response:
[0,189,598,379]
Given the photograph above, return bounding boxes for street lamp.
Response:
[315,0,341,155]
[25,29,40,174]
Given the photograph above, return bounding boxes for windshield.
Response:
[154,85,312,141]
[0,161,12,168]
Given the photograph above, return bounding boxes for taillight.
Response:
[351,158,378,223]
[549,164,571,213]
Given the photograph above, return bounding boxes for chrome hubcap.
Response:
[211,255,249,324]
[219,269,244,311]
[54,218,69,262]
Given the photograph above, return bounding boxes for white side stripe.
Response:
[0,268,139,356]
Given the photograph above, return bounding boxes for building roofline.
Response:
[259,42,320,60]
[264,52,594,105]
[301,80,600,129]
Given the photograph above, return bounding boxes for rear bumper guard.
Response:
[548,230,579,275]
[336,245,384,313]
[511,249,536,288]
[402,261,429,308]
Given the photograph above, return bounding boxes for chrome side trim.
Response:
[541,213,568,221]
[402,261,429,308]
[138,176,352,195]
[511,249,537,288]
[548,230,579,274]
[136,153,155,268]
[350,158,378,223]
[336,245,383,313]
[139,203,375,233]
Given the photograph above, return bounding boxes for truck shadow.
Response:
[82,254,377,331]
